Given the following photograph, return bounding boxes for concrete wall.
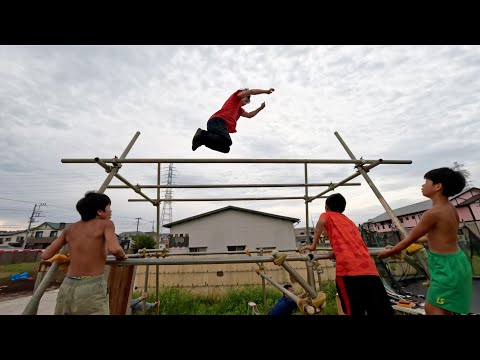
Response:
[133,252,419,296]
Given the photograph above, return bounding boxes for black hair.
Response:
[241,88,251,101]
[424,167,466,197]
[325,193,346,213]
[283,284,293,290]
[76,191,111,221]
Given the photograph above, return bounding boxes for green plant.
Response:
[131,282,340,315]
[131,234,156,251]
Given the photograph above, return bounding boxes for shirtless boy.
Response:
[378,167,472,315]
[42,192,127,315]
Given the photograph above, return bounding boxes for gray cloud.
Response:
[1,45,479,232]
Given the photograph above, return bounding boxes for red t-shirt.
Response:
[209,90,244,133]
[320,212,379,276]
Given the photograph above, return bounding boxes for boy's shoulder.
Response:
[322,211,350,220]
[72,218,113,228]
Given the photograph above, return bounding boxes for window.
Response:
[5,237,11,242]
[16,236,24,241]
[35,231,43,238]
[189,247,207,253]
[257,246,278,251]
[50,231,58,237]
[227,245,246,251]
[406,217,409,220]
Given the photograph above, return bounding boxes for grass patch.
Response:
[0,262,38,279]
[132,282,339,315]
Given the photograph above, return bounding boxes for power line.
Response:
[0,197,37,203]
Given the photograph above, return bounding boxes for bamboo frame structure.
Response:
[23,131,418,315]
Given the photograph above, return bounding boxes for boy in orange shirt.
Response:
[302,193,393,315]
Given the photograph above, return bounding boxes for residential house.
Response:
[363,187,480,238]
[23,222,72,249]
[162,205,299,254]
[0,222,71,250]
[0,230,26,248]
[294,226,314,247]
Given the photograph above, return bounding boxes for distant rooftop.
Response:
[367,200,432,223]
[163,206,300,228]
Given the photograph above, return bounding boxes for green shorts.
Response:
[54,274,109,315]
[426,249,472,314]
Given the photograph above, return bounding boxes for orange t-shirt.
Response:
[320,212,378,276]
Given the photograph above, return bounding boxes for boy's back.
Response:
[424,201,461,254]
[41,192,127,315]
[65,219,113,277]
[322,212,378,276]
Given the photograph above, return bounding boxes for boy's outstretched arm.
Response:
[238,88,275,98]
[377,211,435,259]
[240,103,265,118]
[42,231,67,260]
[301,217,326,252]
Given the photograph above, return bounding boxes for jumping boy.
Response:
[191,87,274,153]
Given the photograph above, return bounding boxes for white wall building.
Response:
[163,206,299,253]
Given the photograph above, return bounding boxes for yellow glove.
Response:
[406,243,424,255]
[46,253,70,270]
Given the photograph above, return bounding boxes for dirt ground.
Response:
[0,271,65,302]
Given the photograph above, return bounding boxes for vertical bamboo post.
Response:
[334,131,430,279]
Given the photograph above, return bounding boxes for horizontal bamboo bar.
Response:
[108,182,361,189]
[106,248,385,265]
[62,158,412,165]
[128,196,326,202]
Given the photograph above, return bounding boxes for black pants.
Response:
[336,275,394,315]
[202,117,232,153]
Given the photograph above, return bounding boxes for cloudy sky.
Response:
[1,45,479,234]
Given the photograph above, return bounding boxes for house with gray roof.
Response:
[163,205,300,253]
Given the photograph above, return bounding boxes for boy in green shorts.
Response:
[42,192,128,315]
[378,167,472,315]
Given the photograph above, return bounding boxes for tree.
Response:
[131,234,156,251]
[452,161,474,188]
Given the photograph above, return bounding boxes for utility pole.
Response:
[135,217,142,235]
[25,203,46,248]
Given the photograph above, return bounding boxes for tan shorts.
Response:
[54,274,109,315]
